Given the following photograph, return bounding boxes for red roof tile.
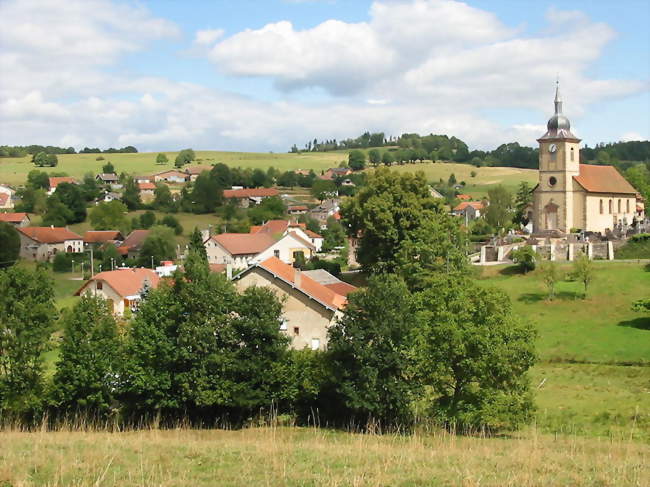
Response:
[209,263,227,273]
[118,230,150,255]
[18,226,82,243]
[75,268,160,298]
[457,194,472,201]
[256,257,348,310]
[324,281,357,297]
[288,205,308,211]
[305,229,323,239]
[573,164,637,194]
[223,188,279,198]
[454,201,484,211]
[0,194,9,206]
[49,177,77,189]
[212,233,276,255]
[83,230,123,243]
[138,182,156,190]
[0,212,28,223]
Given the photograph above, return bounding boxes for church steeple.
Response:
[554,80,563,115]
[539,80,578,141]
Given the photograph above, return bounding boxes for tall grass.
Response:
[0,422,647,486]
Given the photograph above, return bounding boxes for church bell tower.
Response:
[534,82,581,233]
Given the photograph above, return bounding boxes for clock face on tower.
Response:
[548,143,558,153]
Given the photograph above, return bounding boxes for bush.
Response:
[511,246,537,274]
[160,215,183,235]
[52,252,72,272]
[96,156,104,161]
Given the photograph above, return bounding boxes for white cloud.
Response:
[194,29,224,45]
[0,0,647,153]
[619,132,647,142]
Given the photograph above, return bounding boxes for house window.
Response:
[599,200,603,214]
[293,327,300,336]
[609,200,612,214]
[618,199,621,213]
[274,250,280,258]
[311,338,320,351]
[279,319,287,331]
[96,281,103,290]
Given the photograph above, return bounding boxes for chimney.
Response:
[294,268,302,288]
[226,263,233,280]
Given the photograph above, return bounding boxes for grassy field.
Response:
[378,162,537,196]
[1,426,647,486]
[479,262,650,364]
[0,150,344,186]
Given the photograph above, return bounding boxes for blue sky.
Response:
[0,0,648,152]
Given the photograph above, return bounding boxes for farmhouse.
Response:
[185,166,213,181]
[0,185,15,209]
[453,201,485,220]
[83,230,124,246]
[75,267,160,316]
[48,177,77,195]
[117,230,150,259]
[138,182,156,202]
[250,219,324,252]
[204,231,314,269]
[309,199,340,229]
[532,84,637,234]
[319,167,352,181]
[153,170,188,184]
[0,212,31,227]
[233,257,354,350]
[17,226,83,261]
[223,187,279,208]
[96,173,119,185]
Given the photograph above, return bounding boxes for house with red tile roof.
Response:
[204,230,315,269]
[456,194,472,201]
[184,165,214,181]
[75,267,160,315]
[137,182,156,202]
[452,201,485,220]
[153,170,188,184]
[83,230,124,245]
[17,226,83,261]
[0,212,30,227]
[48,177,77,195]
[233,257,355,350]
[250,219,324,251]
[0,185,14,209]
[223,187,279,208]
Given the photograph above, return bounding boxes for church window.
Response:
[618,199,621,213]
[549,176,557,186]
[608,200,612,214]
[570,147,575,161]
[627,200,630,213]
[599,200,603,214]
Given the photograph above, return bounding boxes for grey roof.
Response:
[302,269,342,285]
[538,81,580,142]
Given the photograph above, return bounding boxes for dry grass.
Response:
[0,426,647,486]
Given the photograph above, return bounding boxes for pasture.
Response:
[1,426,647,486]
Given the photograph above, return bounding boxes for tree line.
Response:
[0,145,138,158]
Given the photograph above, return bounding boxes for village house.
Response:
[153,169,188,184]
[223,187,280,208]
[319,167,352,181]
[138,182,156,202]
[456,194,472,201]
[48,177,77,195]
[288,205,308,215]
[0,185,15,209]
[204,230,315,269]
[532,84,638,234]
[309,199,340,229]
[75,267,160,316]
[232,257,354,350]
[135,175,152,184]
[453,201,485,221]
[83,230,124,247]
[185,165,213,181]
[429,187,445,199]
[97,191,121,203]
[0,212,31,227]
[250,219,324,252]
[117,229,150,259]
[96,173,119,186]
[17,226,83,261]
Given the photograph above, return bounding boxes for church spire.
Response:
[554,78,563,115]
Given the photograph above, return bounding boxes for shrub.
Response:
[511,246,536,274]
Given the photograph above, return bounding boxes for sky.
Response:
[0,0,648,153]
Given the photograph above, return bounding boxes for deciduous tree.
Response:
[89,200,129,232]
[0,222,20,268]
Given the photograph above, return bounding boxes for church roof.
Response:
[573,164,637,194]
[538,82,580,142]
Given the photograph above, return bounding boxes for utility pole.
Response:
[89,245,94,277]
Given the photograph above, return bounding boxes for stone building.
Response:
[532,83,637,234]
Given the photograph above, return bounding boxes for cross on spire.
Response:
[554,78,563,114]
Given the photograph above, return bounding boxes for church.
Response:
[532,84,638,235]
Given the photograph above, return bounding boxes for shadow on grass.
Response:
[498,265,524,276]
[617,317,650,331]
[518,290,583,304]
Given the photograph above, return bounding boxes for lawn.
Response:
[0,150,344,186]
[374,162,537,197]
[1,426,647,486]
[479,262,650,364]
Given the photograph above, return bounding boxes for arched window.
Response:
[627,200,630,213]
[570,147,575,161]
[599,199,603,214]
[618,199,621,213]
[608,200,612,214]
